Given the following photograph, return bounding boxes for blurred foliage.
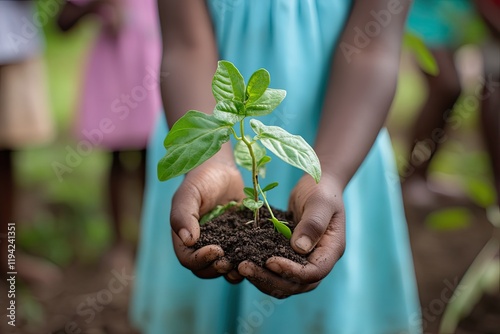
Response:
[15,9,113,265]
[424,208,472,231]
[404,31,439,76]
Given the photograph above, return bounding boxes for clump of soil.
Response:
[194,206,308,267]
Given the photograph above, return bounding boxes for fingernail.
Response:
[178,228,191,244]
[295,235,312,253]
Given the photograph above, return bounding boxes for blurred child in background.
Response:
[57,0,161,266]
[0,0,61,285]
[405,0,500,209]
[475,0,500,208]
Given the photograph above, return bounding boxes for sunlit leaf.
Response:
[212,60,245,102]
[270,217,292,239]
[250,119,321,183]
[245,88,286,117]
[246,68,270,105]
[158,111,232,181]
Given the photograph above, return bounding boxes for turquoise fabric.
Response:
[407,0,474,47]
[131,1,422,333]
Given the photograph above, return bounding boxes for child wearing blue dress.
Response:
[131,1,421,333]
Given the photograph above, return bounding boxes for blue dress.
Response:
[131,1,422,333]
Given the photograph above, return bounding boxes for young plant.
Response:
[158,61,321,239]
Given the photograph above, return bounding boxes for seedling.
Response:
[158,61,321,239]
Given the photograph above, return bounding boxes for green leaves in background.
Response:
[158,111,232,181]
[424,207,472,231]
[404,31,439,76]
[465,177,497,208]
[212,60,245,102]
[250,119,321,183]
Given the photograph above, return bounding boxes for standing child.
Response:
[0,0,60,285]
[132,1,421,333]
[57,0,161,262]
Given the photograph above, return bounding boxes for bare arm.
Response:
[158,0,218,126]
[158,0,244,280]
[316,0,411,189]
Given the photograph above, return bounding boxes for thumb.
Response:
[170,180,202,247]
[291,198,333,254]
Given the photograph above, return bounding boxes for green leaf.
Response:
[464,177,497,208]
[244,187,255,198]
[212,60,245,103]
[270,218,292,239]
[243,198,264,211]
[250,119,321,183]
[213,100,245,124]
[234,137,266,172]
[199,201,239,225]
[262,182,279,192]
[257,155,271,167]
[403,31,439,76]
[158,111,232,181]
[424,207,472,231]
[246,69,270,105]
[245,88,286,117]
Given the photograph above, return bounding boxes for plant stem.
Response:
[240,120,260,226]
[258,183,277,221]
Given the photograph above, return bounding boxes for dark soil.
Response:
[194,206,308,267]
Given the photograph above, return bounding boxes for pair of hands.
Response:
[170,159,346,298]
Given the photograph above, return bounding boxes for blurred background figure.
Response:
[0,0,61,285]
[404,0,476,207]
[475,0,500,208]
[57,0,161,268]
[404,0,499,210]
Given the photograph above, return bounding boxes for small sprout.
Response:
[158,60,322,239]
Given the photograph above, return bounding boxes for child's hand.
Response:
[238,174,346,298]
[170,158,245,281]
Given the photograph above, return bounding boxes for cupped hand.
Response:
[170,156,245,282]
[238,173,346,298]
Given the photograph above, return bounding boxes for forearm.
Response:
[316,55,399,189]
[315,0,410,189]
[159,0,234,161]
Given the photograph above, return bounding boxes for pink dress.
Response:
[75,0,161,150]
